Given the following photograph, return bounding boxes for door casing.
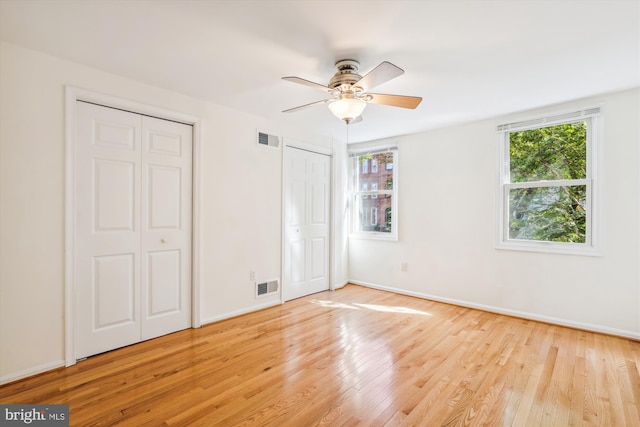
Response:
[64,86,202,366]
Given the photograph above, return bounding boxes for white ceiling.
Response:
[1,0,638,143]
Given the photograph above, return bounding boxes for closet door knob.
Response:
[161,238,167,243]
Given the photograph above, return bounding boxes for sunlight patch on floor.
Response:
[353,303,432,316]
[310,299,359,309]
[310,299,431,316]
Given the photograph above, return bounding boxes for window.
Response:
[498,108,600,254]
[350,149,398,239]
[362,159,368,174]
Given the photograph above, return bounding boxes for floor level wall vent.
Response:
[256,279,279,298]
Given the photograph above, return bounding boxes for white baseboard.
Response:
[200,299,282,326]
[1,360,65,385]
[349,280,640,341]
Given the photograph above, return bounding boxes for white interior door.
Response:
[141,115,192,340]
[75,102,192,359]
[284,146,330,301]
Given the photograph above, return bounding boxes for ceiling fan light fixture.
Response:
[328,96,366,123]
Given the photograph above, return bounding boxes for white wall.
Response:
[350,88,640,338]
[0,42,348,382]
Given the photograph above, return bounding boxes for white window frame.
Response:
[496,107,601,256]
[371,207,378,226]
[371,182,378,198]
[362,159,368,174]
[349,147,398,241]
[371,158,378,173]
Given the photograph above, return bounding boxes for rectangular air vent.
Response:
[256,279,279,298]
[257,131,280,148]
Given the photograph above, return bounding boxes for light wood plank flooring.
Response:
[2,284,639,426]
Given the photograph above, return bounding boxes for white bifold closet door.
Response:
[75,101,192,359]
[283,146,330,301]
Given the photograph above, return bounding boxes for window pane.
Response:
[508,185,587,243]
[354,194,393,233]
[510,122,587,182]
[357,153,394,190]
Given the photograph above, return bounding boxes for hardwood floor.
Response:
[2,284,639,426]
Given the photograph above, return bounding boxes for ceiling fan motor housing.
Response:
[329,60,363,90]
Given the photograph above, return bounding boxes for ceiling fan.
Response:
[282,60,422,124]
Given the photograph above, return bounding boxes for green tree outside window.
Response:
[508,122,587,243]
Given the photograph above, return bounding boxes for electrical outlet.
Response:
[250,269,255,281]
[400,261,408,272]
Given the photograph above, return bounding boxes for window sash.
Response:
[503,181,592,246]
[502,117,593,185]
[352,194,394,233]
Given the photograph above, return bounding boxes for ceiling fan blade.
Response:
[367,93,422,109]
[282,76,332,92]
[282,98,332,113]
[355,61,404,92]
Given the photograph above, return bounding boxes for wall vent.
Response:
[256,279,279,298]
[257,131,281,148]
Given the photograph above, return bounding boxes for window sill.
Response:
[350,232,398,242]
[496,240,602,256]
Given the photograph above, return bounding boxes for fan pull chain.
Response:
[346,121,350,145]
